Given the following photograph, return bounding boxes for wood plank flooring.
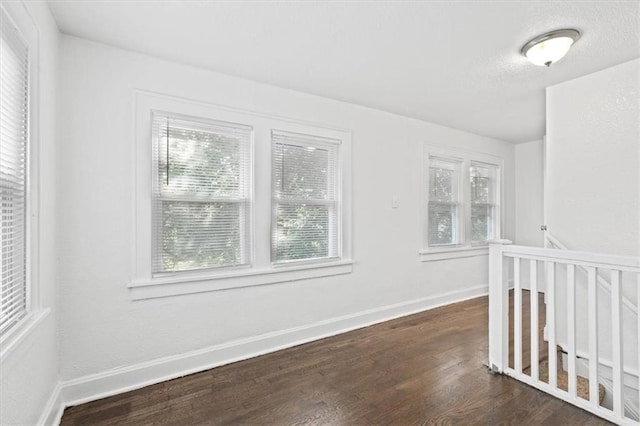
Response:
[61,294,609,425]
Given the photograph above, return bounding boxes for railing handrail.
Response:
[489,239,640,424]
[499,244,640,273]
[544,232,638,316]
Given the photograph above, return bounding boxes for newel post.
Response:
[488,239,512,373]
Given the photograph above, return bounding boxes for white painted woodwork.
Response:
[489,243,640,425]
[611,270,624,417]
[567,264,577,398]
[514,257,522,374]
[587,267,599,406]
[530,258,539,381]
[547,261,557,389]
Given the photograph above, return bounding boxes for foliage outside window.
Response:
[470,162,498,243]
[272,131,340,263]
[152,113,252,274]
[427,157,462,246]
[423,147,501,253]
[132,92,352,299]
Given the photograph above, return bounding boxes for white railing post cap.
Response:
[488,239,513,245]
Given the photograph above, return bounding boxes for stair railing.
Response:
[488,240,640,425]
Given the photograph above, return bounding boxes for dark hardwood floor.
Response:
[61,294,609,425]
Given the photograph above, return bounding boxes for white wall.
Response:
[515,139,544,247]
[57,35,515,397]
[546,58,639,257]
[547,60,640,410]
[0,2,60,425]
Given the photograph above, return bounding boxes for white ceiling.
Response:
[47,0,639,143]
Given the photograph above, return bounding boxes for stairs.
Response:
[523,347,605,404]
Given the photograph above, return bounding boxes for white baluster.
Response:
[514,257,522,374]
[611,269,623,417]
[567,264,577,398]
[587,266,599,406]
[530,259,539,382]
[547,261,557,389]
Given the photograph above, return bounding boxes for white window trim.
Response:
[0,1,42,355]
[131,91,353,300]
[420,145,504,262]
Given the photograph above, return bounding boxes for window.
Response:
[470,162,498,244]
[272,131,340,263]
[132,92,352,299]
[421,146,502,261]
[1,5,29,336]
[427,157,462,246]
[151,113,252,274]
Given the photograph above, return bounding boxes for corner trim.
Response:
[58,284,487,412]
[37,382,63,426]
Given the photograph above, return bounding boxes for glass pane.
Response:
[274,204,331,261]
[156,201,246,272]
[158,126,249,198]
[471,204,493,243]
[428,202,456,245]
[429,167,455,202]
[273,143,331,200]
[470,164,493,204]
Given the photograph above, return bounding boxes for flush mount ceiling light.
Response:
[521,29,581,67]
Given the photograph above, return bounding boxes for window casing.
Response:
[132,92,352,300]
[1,5,29,337]
[421,146,502,261]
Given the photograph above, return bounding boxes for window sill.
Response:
[128,259,355,300]
[0,308,51,362]
[419,246,489,262]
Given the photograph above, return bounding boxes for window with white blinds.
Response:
[427,156,462,246]
[151,113,252,274]
[133,92,352,299]
[422,146,501,254]
[0,7,29,336]
[272,131,340,263]
[470,162,498,243]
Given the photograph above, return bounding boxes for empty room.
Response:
[1,0,639,424]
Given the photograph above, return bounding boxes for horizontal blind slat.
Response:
[151,113,252,273]
[0,5,29,337]
[272,130,340,263]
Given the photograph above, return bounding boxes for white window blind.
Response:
[427,156,462,247]
[272,131,340,263]
[0,7,29,336]
[470,161,497,243]
[151,113,252,273]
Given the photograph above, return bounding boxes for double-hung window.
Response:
[421,146,502,260]
[427,156,462,246]
[132,93,352,299]
[151,113,252,274]
[272,131,340,263]
[1,6,30,337]
[470,162,498,244]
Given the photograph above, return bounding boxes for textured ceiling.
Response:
[47,0,640,143]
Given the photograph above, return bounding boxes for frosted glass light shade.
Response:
[521,29,580,67]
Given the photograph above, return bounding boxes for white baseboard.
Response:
[47,284,486,422]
